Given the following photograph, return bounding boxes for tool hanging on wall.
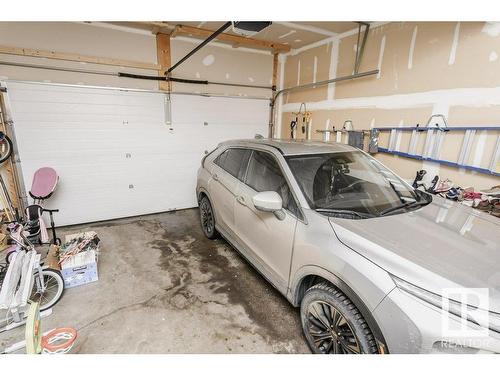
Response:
[290,103,312,140]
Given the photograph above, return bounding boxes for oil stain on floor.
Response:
[0,209,309,354]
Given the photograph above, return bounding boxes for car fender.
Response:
[289,264,391,352]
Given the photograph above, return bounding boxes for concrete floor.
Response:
[0,208,310,353]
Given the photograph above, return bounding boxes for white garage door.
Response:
[5,81,269,225]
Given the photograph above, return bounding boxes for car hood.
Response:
[328,196,500,312]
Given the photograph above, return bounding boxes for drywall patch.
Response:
[408,26,418,69]
[297,59,301,86]
[448,22,460,65]
[377,36,386,79]
[195,72,201,79]
[248,77,255,83]
[202,54,215,66]
[225,73,230,80]
[313,56,318,84]
[489,51,498,62]
[482,22,500,37]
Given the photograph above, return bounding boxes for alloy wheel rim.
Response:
[201,201,214,234]
[306,301,361,354]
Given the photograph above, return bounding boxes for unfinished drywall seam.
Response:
[297,59,301,85]
[376,36,386,79]
[78,22,155,36]
[276,22,338,37]
[282,86,500,112]
[276,54,286,138]
[313,56,318,83]
[327,39,339,100]
[279,30,297,39]
[408,26,418,70]
[285,22,390,57]
[473,130,488,167]
[448,22,461,65]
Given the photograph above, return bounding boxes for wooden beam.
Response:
[0,45,160,71]
[156,33,171,91]
[171,24,291,53]
[272,53,279,89]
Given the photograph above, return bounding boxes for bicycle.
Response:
[0,222,64,333]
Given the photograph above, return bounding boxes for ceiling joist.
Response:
[169,24,291,53]
[0,45,159,70]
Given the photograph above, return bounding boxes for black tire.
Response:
[31,268,65,311]
[300,282,378,354]
[0,133,13,164]
[199,195,218,239]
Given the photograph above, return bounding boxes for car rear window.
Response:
[214,148,251,180]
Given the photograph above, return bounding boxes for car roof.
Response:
[218,138,357,156]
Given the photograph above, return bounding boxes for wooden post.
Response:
[269,52,279,138]
[156,33,171,91]
[0,94,20,214]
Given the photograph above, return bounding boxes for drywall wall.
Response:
[279,22,500,189]
[0,22,272,97]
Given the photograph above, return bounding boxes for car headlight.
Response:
[391,275,500,335]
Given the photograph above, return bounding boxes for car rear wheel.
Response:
[300,282,378,354]
[199,196,218,239]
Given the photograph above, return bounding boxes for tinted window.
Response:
[245,151,298,216]
[286,151,427,217]
[214,148,250,180]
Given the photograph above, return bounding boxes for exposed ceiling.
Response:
[105,21,360,50]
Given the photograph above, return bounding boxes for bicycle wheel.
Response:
[30,269,65,311]
[0,133,13,164]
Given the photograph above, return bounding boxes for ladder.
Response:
[375,125,500,177]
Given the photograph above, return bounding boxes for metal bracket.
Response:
[354,22,370,74]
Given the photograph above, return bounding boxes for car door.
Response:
[233,149,299,293]
[208,148,251,237]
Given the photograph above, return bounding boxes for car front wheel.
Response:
[300,282,378,354]
[199,195,218,239]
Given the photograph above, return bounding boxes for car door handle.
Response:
[213,173,219,181]
[236,196,246,206]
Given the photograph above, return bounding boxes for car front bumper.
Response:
[373,287,500,353]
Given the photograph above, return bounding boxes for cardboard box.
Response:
[60,249,98,288]
[45,245,61,271]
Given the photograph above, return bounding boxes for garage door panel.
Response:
[6,81,268,225]
[9,85,162,107]
[172,95,268,125]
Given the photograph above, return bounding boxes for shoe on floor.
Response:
[491,201,500,217]
[476,200,493,212]
[446,188,459,200]
[463,191,482,201]
[434,178,453,193]
[480,185,500,196]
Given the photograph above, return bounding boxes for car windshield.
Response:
[285,151,431,218]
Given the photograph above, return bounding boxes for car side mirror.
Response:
[252,191,282,212]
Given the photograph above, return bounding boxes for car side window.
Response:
[214,148,250,181]
[245,150,299,217]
